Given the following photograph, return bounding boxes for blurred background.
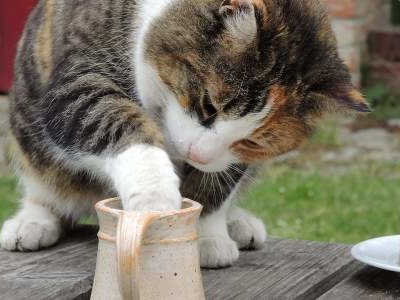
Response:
[0,0,399,243]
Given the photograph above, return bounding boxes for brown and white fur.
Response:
[1,0,370,268]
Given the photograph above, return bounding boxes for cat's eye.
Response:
[202,92,217,116]
[240,139,263,150]
[199,91,218,128]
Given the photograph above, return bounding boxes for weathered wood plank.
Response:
[202,239,362,300]
[0,226,98,300]
[318,266,400,300]
[1,225,394,300]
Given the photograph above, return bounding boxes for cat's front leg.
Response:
[198,200,239,268]
[106,144,181,211]
[37,69,182,213]
[180,165,245,268]
[228,206,267,250]
[198,204,267,268]
[1,199,61,251]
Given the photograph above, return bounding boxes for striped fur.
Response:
[2,0,369,265]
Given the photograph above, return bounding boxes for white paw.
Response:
[107,145,182,212]
[199,236,239,268]
[1,214,61,251]
[123,183,182,212]
[228,206,266,250]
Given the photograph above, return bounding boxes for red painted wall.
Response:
[0,1,38,92]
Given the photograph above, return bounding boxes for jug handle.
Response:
[116,213,155,300]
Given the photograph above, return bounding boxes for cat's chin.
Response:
[186,160,229,173]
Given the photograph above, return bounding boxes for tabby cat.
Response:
[0,0,370,268]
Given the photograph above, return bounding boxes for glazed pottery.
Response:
[90,198,204,300]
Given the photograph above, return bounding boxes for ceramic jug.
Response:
[90,198,205,300]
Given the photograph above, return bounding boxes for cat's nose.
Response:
[188,148,209,165]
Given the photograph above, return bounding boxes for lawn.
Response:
[243,161,400,243]
[0,176,19,223]
[0,161,398,244]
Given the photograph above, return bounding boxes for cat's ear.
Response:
[219,0,254,15]
[218,0,258,52]
[311,87,371,115]
[331,88,372,113]
[219,0,267,16]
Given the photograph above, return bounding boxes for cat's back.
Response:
[13,0,136,101]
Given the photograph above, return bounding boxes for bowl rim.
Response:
[351,235,400,273]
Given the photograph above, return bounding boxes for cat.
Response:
[0,0,370,268]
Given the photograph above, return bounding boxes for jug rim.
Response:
[95,197,202,217]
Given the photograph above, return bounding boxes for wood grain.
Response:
[318,266,400,300]
[0,225,397,299]
[0,226,98,300]
[202,239,361,300]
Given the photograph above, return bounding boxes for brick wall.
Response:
[323,0,391,87]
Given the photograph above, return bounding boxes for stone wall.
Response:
[323,0,392,87]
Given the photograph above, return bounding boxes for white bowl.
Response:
[351,235,400,272]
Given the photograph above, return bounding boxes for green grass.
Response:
[243,162,400,243]
[307,120,339,148]
[0,176,20,225]
[361,84,400,121]
[0,162,399,244]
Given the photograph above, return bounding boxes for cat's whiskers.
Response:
[205,173,215,207]
[222,170,236,189]
[228,165,256,184]
[193,171,206,202]
[211,175,219,208]
[214,173,224,203]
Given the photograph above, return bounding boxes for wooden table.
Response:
[0,226,399,299]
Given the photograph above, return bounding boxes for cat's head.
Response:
[136,0,370,173]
